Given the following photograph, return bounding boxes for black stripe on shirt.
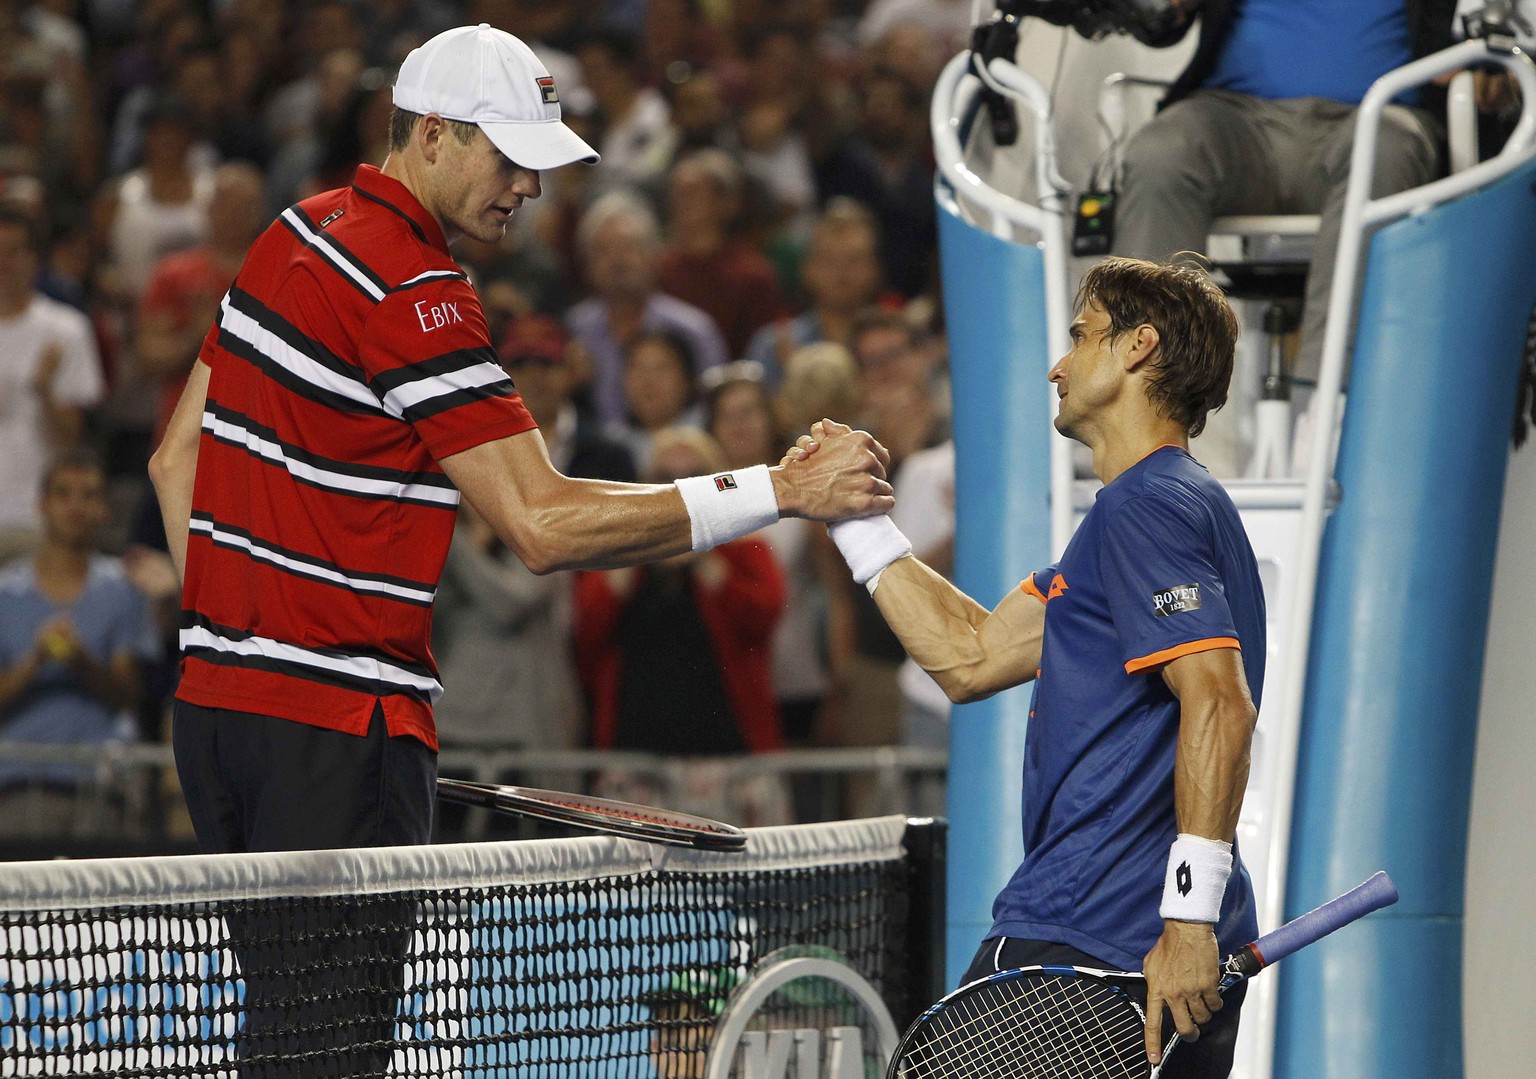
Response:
[353,185,429,245]
[182,611,440,683]
[399,379,521,424]
[288,205,392,298]
[366,346,504,397]
[189,512,438,607]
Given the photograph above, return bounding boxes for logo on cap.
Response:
[537,76,559,104]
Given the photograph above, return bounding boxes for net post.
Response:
[901,816,948,1026]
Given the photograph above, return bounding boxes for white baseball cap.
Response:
[392,24,599,171]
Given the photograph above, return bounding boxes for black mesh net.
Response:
[0,820,927,1078]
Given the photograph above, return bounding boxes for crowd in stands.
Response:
[0,0,962,829]
[6,0,1500,834]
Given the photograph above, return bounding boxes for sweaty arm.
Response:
[1142,645,1259,1063]
[863,556,1044,704]
[147,359,211,581]
[440,425,892,575]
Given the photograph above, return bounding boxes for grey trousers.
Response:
[1116,90,1443,382]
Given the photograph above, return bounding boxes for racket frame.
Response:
[435,777,747,851]
[887,871,1399,1078]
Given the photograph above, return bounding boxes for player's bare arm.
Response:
[870,557,1044,703]
[1143,645,1259,1064]
[441,423,893,575]
[147,358,211,581]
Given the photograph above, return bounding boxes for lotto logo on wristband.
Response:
[713,475,738,492]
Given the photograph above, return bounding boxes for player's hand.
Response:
[1142,919,1223,1065]
[772,418,893,522]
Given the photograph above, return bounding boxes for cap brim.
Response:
[480,119,599,170]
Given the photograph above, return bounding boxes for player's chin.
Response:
[466,213,512,243]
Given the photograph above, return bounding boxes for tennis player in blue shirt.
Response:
[800,257,1263,1077]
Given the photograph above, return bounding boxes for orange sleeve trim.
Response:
[1019,576,1047,605]
[1124,637,1240,675]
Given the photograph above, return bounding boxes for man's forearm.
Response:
[870,557,1040,704]
[148,360,211,582]
[1172,692,1256,841]
[150,454,197,581]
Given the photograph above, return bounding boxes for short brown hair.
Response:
[1074,257,1239,437]
[387,107,479,151]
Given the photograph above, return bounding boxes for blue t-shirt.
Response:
[1207,0,1415,106]
[0,556,158,785]
[989,446,1265,970]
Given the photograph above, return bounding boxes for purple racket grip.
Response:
[1247,871,1398,970]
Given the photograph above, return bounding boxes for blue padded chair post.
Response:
[936,199,1056,985]
[1278,157,1536,1079]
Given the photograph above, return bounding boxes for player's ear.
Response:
[1122,323,1160,372]
[419,114,445,164]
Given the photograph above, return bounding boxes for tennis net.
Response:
[0,815,942,1077]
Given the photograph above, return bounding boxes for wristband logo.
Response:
[1176,860,1193,897]
[714,474,738,492]
[1152,583,1202,617]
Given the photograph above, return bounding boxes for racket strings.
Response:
[894,974,1148,1079]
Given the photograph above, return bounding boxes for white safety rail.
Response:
[931,50,1076,555]
[1245,36,1536,1079]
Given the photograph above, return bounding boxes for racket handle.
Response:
[1242,871,1398,972]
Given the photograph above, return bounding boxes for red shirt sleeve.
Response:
[357,275,536,461]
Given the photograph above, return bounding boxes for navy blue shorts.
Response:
[172,700,437,1077]
[172,698,436,854]
[961,936,1247,1079]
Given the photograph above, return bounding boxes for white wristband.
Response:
[1159,833,1233,923]
[675,464,780,551]
[829,515,912,587]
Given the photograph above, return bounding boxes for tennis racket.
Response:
[435,778,747,851]
[886,870,1399,1078]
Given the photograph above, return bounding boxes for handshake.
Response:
[775,418,914,592]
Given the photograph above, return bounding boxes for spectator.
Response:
[816,67,937,299]
[0,205,104,562]
[576,26,673,198]
[574,427,785,756]
[848,306,946,433]
[262,49,371,213]
[498,314,636,483]
[773,340,862,451]
[1115,0,1459,388]
[435,315,632,758]
[657,148,787,357]
[101,95,212,303]
[0,450,157,834]
[641,0,727,88]
[109,38,264,177]
[741,198,886,389]
[612,329,705,476]
[136,162,266,450]
[657,65,733,166]
[705,365,842,751]
[820,313,951,764]
[565,191,727,425]
[260,1,366,151]
[433,495,587,755]
[856,0,974,62]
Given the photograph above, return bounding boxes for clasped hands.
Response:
[773,418,894,523]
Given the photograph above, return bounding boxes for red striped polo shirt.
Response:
[176,165,536,750]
